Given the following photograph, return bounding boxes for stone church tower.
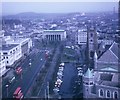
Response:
[86,26,98,68]
[83,68,94,98]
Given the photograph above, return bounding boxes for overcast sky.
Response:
[2,1,119,15]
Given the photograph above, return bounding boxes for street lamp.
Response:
[5,84,9,97]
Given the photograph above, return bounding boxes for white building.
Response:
[77,30,87,45]
[1,44,22,67]
[3,36,32,56]
[0,51,6,77]
[42,30,66,41]
[0,33,32,76]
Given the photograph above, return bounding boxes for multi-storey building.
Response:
[0,51,6,77]
[42,30,66,41]
[0,31,32,76]
[77,29,87,46]
[1,44,22,67]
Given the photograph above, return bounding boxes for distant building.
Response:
[77,29,87,45]
[83,42,120,99]
[42,30,66,41]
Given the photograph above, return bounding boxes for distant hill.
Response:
[2,12,68,20]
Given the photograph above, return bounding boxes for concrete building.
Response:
[42,30,66,41]
[0,32,32,76]
[77,29,87,45]
[83,42,120,99]
[1,44,22,67]
[3,36,32,56]
[0,51,6,77]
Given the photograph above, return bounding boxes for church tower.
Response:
[83,68,94,98]
[87,26,98,58]
[86,26,98,67]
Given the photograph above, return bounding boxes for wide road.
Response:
[37,46,60,98]
[2,50,46,98]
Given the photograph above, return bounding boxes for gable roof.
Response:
[109,42,120,60]
[98,42,119,63]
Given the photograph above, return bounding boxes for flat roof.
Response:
[2,44,18,51]
[44,30,65,32]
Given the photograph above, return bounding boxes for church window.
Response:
[106,90,111,98]
[114,91,118,99]
[99,89,104,97]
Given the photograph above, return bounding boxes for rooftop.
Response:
[84,68,93,78]
[44,30,65,32]
[2,44,18,51]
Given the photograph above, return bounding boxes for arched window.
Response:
[106,90,111,98]
[100,89,104,97]
[114,91,118,99]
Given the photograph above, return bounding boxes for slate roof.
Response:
[98,42,119,63]
[84,68,93,78]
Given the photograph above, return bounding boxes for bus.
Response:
[13,87,23,99]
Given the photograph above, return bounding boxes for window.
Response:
[7,61,9,63]
[99,89,104,97]
[3,52,7,55]
[90,39,93,42]
[90,33,93,37]
[6,57,8,59]
[114,91,118,99]
[106,90,111,98]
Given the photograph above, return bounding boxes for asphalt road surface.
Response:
[2,50,46,98]
[37,46,60,98]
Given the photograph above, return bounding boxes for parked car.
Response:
[8,76,15,83]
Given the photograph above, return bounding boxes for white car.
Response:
[9,76,15,83]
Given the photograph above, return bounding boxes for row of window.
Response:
[99,89,118,99]
[3,48,18,55]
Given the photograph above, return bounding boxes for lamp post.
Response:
[5,84,9,97]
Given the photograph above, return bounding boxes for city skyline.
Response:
[2,2,119,15]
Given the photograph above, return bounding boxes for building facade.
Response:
[42,30,66,41]
[1,44,22,67]
[0,51,6,77]
[77,29,87,45]
[83,42,120,99]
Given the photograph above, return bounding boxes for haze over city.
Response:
[1,0,120,99]
[2,2,118,15]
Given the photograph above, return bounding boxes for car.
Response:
[16,67,22,74]
[9,76,15,83]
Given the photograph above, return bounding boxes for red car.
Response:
[16,67,22,74]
